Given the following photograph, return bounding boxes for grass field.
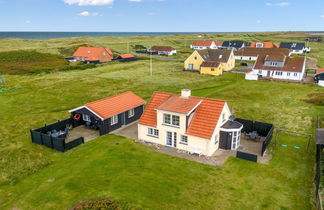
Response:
[0,32,323,209]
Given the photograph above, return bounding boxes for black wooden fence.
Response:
[236,151,258,162]
[31,119,84,152]
[235,118,274,156]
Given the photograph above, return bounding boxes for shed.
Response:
[116,54,137,62]
[69,92,145,136]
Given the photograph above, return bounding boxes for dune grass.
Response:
[0,32,323,209]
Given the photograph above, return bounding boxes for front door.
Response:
[166,131,177,147]
[120,113,126,126]
[267,71,271,77]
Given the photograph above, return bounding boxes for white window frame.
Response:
[128,108,135,118]
[180,135,188,145]
[148,128,159,137]
[294,73,298,77]
[111,115,118,125]
[163,113,180,127]
[214,134,219,145]
[83,114,91,122]
[222,113,226,122]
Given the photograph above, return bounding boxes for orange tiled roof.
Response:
[73,47,113,62]
[157,95,202,114]
[138,92,173,127]
[85,92,145,119]
[192,40,222,47]
[250,42,278,48]
[139,92,226,139]
[119,54,135,59]
[186,98,225,139]
[316,68,324,74]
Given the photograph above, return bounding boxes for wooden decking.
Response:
[65,126,99,143]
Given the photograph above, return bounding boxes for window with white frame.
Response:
[163,114,180,127]
[180,135,188,145]
[258,70,262,74]
[128,108,135,118]
[222,113,226,122]
[294,73,298,77]
[82,114,91,122]
[287,72,290,76]
[214,134,219,144]
[148,128,159,137]
[111,115,118,125]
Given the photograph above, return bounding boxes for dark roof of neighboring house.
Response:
[192,40,222,47]
[196,49,232,63]
[254,55,305,73]
[222,41,247,48]
[201,61,221,68]
[70,92,146,119]
[316,129,324,145]
[150,46,175,52]
[265,54,286,62]
[279,42,305,50]
[234,48,290,57]
[138,91,226,139]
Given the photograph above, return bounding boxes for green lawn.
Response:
[0,32,323,209]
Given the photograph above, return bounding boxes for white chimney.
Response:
[181,89,191,98]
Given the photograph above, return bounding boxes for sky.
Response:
[0,0,323,32]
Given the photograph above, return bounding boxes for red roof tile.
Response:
[139,92,226,139]
[157,95,202,114]
[250,42,278,48]
[254,55,305,73]
[85,92,145,119]
[317,68,324,74]
[186,98,225,139]
[73,47,113,62]
[119,54,135,59]
[192,40,222,47]
[138,92,173,127]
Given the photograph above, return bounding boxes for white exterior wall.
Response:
[245,72,259,80]
[253,69,304,81]
[318,80,324,87]
[158,50,177,56]
[234,55,257,61]
[138,103,232,156]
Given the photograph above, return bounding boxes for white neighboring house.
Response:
[149,46,177,56]
[234,48,291,61]
[137,89,243,156]
[279,42,311,55]
[190,40,222,50]
[249,54,306,81]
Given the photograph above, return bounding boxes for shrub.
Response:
[72,198,122,210]
[304,93,324,106]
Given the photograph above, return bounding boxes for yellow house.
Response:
[138,89,243,156]
[200,61,223,76]
[184,49,235,74]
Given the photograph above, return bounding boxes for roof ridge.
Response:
[85,91,134,106]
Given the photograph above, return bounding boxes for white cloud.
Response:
[277,2,290,7]
[78,11,99,16]
[320,14,324,18]
[25,20,31,24]
[266,2,290,7]
[64,0,114,6]
[256,20,261,24]
[147,12,156,16]
[128,0,142,2]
